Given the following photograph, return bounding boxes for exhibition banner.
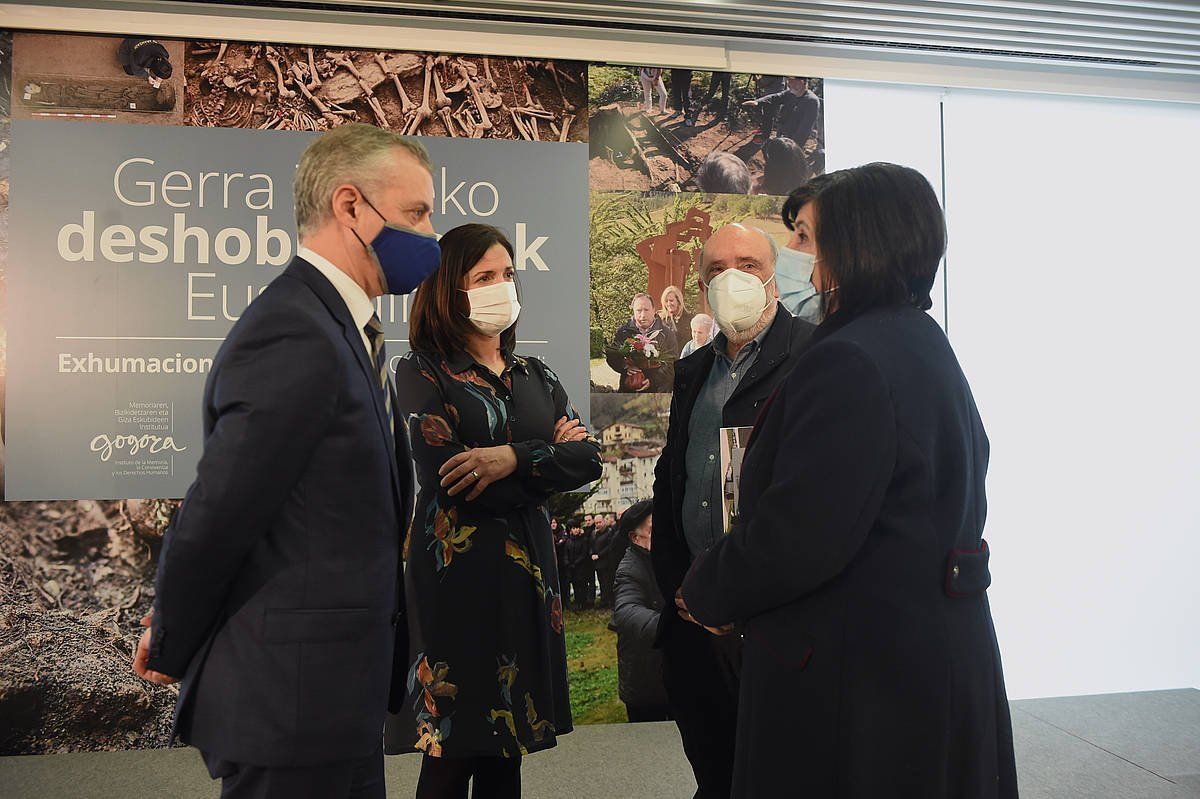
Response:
[6,119,589,500]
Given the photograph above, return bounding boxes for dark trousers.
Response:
[662,622,742,799]
[570,570,595,609]
[670,69,692,117]
[201,744,384,799]
[625,703,672,723]
[703,72,732,115]
[597,564,618,609]
[416,754,521,799]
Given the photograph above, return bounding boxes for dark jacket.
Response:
[651,305,816,641]
[609,546,668,707]
[118,37,170,78]
[657,309,694,356]
[595,523,628,571]
[681,307,1017,798]
[147,257,412,768]
[606,317,677,392]
[759,88,821,146]
[563,532,595,574]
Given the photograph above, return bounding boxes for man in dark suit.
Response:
[132,124,435,799]
[651,223,815,799]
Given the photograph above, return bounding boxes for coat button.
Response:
[952,564,960,579]
[702,501,709,508]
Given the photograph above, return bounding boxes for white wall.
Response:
[827,79,1200,699]
[943,90,1200,699]
[824,81,947,328]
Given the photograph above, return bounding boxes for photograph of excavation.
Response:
[0,499,180,754]
[11,32,185,126]
[185,40,588,140]
[588,65,824,195]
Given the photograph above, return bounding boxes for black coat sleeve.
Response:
[756,88,789,111]
[510,360,603,494]
[606,324,631,375]
[610,555,662,648]
[650,373,691,609]
[147,309,340,677]
[395,353,543,514]
[681,341,897,626]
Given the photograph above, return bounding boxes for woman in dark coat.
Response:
[608,499,670,722]
[387,224,602,797]
[678,164,1018,798]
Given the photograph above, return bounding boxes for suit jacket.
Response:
[681,306,1017,798]
[146,256,413,768]
[650,305,815,641]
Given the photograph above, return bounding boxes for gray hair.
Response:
[696,151,752,195]
[293,123,432,236]
[690,313,715,331]
[630,292,654,309]
[699,223,779,277]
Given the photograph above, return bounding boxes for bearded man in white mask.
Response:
[649,223,816,799]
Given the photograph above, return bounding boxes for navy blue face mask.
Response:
[352,192,440,296]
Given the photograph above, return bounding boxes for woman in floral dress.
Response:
[385,224,601,798]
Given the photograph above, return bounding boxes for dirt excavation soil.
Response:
[589,100,822,194]
[0,498,180,754]
[589,101,763,192]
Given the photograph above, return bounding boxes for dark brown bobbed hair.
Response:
[408,223,518,358]
[782,162,945,317]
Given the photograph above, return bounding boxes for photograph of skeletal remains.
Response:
[185,40,588,139]
[11,32,186,126]
[589,65,824,195]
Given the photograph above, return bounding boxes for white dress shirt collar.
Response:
[298,246,376,355]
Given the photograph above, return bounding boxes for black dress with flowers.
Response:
[384,348,602,760]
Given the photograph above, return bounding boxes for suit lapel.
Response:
[287,258,404,511]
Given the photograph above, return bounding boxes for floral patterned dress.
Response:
[384,348,602,759]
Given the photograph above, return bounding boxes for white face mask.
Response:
[704,269,776,334]
[462,281,521,337]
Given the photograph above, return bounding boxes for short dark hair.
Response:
[409,223,518,358]
[782,163,944,315]
[697,151,751,195]
[761,136,810,197]
[781,181,819,231]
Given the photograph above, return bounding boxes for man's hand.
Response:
[591,554,600,561]
[553,416,588,444]
[440,445,518,500]
[131,613,179,686]
[675,589,735,636]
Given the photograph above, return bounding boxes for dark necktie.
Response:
[363,314,394,435]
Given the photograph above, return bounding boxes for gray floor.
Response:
[1,689,1196,798]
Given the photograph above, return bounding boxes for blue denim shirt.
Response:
[680,314,777,558]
